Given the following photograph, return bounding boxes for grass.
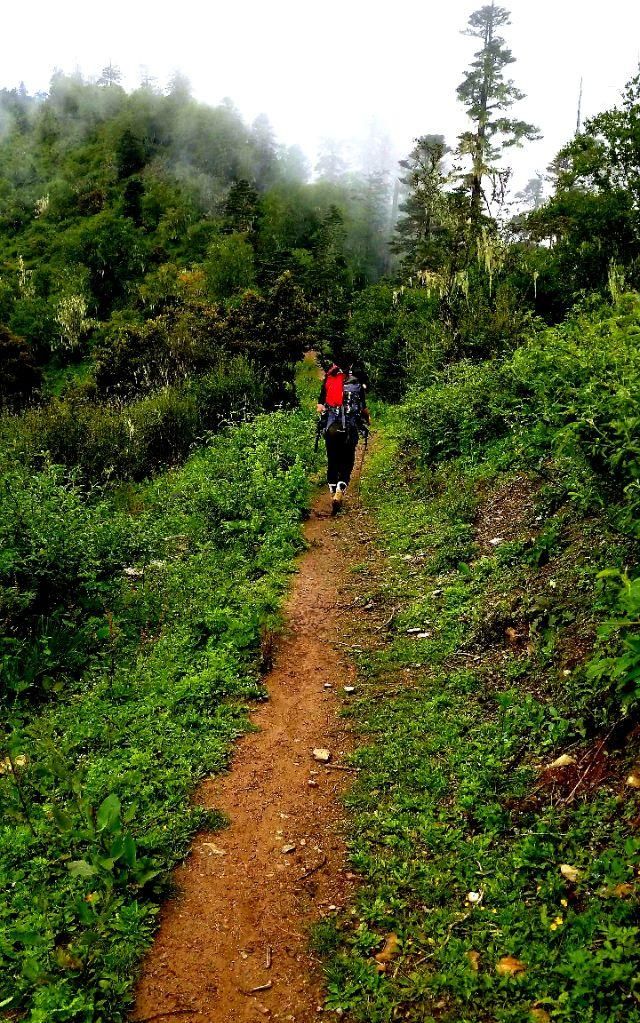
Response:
[323,406,640,1023]
[0,406,319,1022]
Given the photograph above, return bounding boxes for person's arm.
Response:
[317,378,327,414]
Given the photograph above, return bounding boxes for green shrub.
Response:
[0,462,143,701]
[344,283,445,400]
[0,325,42,409]
[400,359,514,462]
[508,294,640,521]
[0,357,265,481]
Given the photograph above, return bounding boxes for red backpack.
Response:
[324,366,345,406]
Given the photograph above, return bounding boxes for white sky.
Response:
[3,0,640,188]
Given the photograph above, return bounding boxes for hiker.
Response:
[316,362,370,513]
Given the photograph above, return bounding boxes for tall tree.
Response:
[315,138,348,183]
[391,135,450,272]
[251,113,278,189]
[98,62,122,88]
[456,3,539,228]
[516,173,545,211]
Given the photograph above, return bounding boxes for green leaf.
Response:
[22,957,47,982]
[122,833,137,868]
[51,805,73,832]
[96,792,121,834]
[67,859,97,878]
[133,867,161,886]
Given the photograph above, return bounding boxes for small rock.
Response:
[313,748,331,763]
[416,631,431,640]
[466,891,482,904]
[324,682,332,689]
[308,779,319,788]
[282,843,297,854]
[343,685,356,694]
[202,842,226,856]
[489,538,504,546]
[406,627,422,634]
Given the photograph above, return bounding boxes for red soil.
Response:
[132,490,361,1023]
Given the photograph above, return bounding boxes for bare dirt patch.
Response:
[132,486,370,1023]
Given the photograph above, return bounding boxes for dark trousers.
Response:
[325,426,358,486]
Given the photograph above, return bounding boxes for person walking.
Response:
[316,362,370,513]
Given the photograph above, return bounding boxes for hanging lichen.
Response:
[476,227,507,297]
[608,261,626,305]
[452,269,470,303]
[17,256,35,299]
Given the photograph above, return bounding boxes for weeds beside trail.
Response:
[322,406,640,1023]
[0,410,317,1021]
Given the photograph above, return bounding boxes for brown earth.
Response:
[132,481,369,1023]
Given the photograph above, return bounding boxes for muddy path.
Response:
[132,479,370,1023]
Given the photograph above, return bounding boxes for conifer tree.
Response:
[456,3,539,228]
[391,135,450,272]
[315,138,348,183]
[98,62,122,88]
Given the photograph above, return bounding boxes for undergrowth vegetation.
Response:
[0,409,317,1020]
[323,290,640,1021]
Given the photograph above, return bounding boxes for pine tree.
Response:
[98,62,122,88]
[456,3,539,228]
[391,135,450,272]
[516,173,545,211]
[223,180,260,235]
[315,138,348,183]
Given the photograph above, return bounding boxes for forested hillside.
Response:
[1,5,640,1022]
[0,71,389,435]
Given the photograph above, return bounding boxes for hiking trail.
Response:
[132,472,372,1022]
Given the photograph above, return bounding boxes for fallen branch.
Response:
[562,728,615,805]
[299,855,327,879]
[323,763,359,773]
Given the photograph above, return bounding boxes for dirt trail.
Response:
[132,483,365,1023]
